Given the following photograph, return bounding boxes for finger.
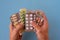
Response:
[35,10,48,25]
[9,23,13,32]
[40,11,48,31]
[35,10,48,23]
[40,11,48,23]
[31,21,40,31]
[36,17,39,21]
[38,18,41,24]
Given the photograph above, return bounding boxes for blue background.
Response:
[0,0,60,40]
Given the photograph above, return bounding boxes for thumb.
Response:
[15,22,24,31]
[31,21,41,31]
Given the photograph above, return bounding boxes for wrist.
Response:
[36,31,48,40]
[10,34,22,40]
[36,31,45,40]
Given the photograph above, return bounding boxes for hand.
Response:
[31,11,48,40]
[10,23,24,40]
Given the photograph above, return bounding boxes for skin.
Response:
[10,22,24,40]
[10,11,48,40]
[31,11,48,40]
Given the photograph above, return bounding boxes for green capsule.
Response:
[19,8,26,24]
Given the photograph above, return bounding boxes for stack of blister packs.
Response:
[10,8,44,34]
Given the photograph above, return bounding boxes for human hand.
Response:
[10,23,24,40]
[31,11,48,40]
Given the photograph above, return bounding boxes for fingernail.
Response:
[41,18,44,22]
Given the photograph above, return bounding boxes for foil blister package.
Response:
[10,9,44,32]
